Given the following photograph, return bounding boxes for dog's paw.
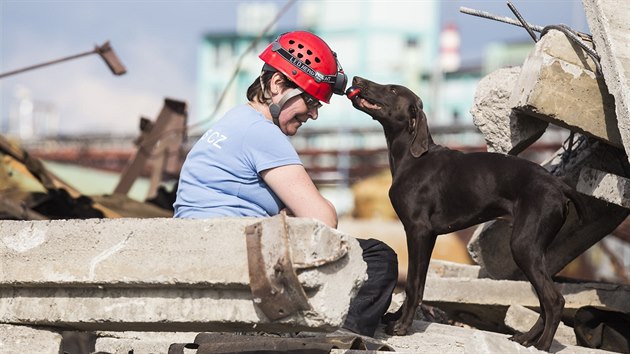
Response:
[508,333,534,348]
[385,320,410,336]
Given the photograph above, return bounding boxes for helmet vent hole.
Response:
[289,48,295,53]
[297,53,303,58]
[307,50,313,55]
[289,40,295,44]
[315,57,321,63]
[305,59,311,65]
[298,44,304,49]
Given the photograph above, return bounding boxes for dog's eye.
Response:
[410,105,417,116]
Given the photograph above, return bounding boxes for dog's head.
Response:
[348,76,429,157]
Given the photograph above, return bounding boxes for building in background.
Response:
[197,1,439,133]
[5,85,60,140]
[196,1,533,138]
[195,0,541,189]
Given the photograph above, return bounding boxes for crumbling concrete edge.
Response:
[583,0,630,164]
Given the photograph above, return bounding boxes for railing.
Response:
[21,125,564,186]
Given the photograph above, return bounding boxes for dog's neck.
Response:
[384,129,435,174]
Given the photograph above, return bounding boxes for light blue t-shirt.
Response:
[173,104,302,219]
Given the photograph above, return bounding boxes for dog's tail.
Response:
[561,182,588,223]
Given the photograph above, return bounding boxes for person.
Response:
[174,30,398,337]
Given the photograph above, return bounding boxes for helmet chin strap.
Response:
[269,88,303,128]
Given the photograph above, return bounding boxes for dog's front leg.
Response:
[387,229,436,336]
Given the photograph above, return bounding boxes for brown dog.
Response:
[348,76,585,351]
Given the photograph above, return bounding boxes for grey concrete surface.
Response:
[505,304,577,346]
[469,140,630,280]
[578,167,630,208]
[471,66,548,155]
[0,324,62,354]
[583,0,630,161]
[0,216,366,332]
[422,275,630,332]
[510,29,621,148]
[93,331,196,354]
[375,319,616,354]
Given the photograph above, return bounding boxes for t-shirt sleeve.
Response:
[242,121,302,173]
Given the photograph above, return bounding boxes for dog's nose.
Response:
[346,87,361,99]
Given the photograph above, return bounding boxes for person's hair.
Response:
[246,69,298,104]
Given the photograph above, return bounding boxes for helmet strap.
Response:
[269,87,303,128]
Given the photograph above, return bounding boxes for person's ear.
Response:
[269,72,284,95]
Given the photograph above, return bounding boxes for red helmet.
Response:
[259,31,347,103]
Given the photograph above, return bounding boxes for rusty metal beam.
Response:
[0,41,126,79]
[113,98,187,196]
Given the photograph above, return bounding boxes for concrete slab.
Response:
[468,139,630,280]
[0,324,62,354]
[510,29,621,148]
[0,216,366,332]
[505,304,576,346]
[471,66,548,154]
[393,261,630,336]
[375,320,615,354]
[578,167,630,208]
[94,331,196,354]
[422,275,630,333]
[583,0,630,160]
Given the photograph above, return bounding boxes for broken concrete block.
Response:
[94,331,196,354]
[375,319,613,354]
[0,324,62,353]
[0,216,366,332]
[428,259,481,279]
[510,29,621,148]
[471,66,548,154]
[468,139,630,280]
[505,304,576,346]
[578,167,630,208]
[387,262,627,351]
[422,274,630,334]
[583,0,630,162]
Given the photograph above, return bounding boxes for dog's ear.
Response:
[410,109,429,158]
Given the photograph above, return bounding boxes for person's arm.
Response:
[261,164,338,229]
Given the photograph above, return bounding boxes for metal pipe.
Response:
[0,41,126,79]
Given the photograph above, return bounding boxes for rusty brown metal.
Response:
[166,332,396,353]
[0,41,126,79]
[0,197,47,220]
[95,41,127,75]
[0,134,122,219]
[114,98,187,197]
[245,213,311,321]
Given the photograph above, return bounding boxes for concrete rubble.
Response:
[0,324,63,354]
[509,29,621,148]
[470,66,548,155]
[0,215,366,333]
[469,3,630,281]
[504,305,576,346]
[583,0,630,163]
[88,260,626,353]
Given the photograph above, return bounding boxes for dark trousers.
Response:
[342,238,398,337]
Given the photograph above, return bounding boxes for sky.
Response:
[0,0,589,137]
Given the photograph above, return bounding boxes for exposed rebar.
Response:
[507,1,538,42]
[459,6,592,42]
